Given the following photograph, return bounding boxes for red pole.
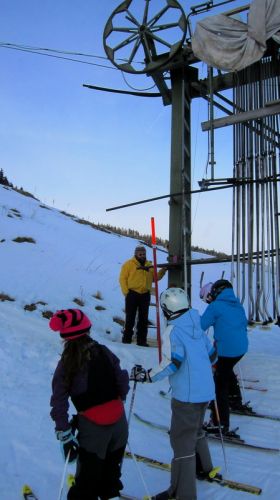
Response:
[151,217,162,363]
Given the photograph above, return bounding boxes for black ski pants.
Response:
[228,369,242,403]
[123,290,150,344]
[67,413,128,500]
[210,355,243,428]
[67,446,125,500]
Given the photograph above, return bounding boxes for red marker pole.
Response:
[151,217,162,363]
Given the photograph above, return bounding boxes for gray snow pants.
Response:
[168,399,212,500]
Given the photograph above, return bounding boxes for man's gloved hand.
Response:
[130,364,152,383]
[56,429,79,462]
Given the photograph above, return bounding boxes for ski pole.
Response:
[213,400,228,475]
[57,451,70,500]
[127,366,141,428]
[121,369,141,473]
[237,362,246,402]
[127,440,152,499]
[151,217,162,363]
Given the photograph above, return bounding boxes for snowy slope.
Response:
[0,184,280,500]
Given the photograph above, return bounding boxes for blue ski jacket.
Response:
[150,308,216,403]
[200,288,248,357]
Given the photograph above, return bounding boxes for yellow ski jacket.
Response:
[119,257,166,296]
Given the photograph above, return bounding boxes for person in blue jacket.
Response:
[200,279,248,437]
[130,287,218,500]
[200,282,252,415]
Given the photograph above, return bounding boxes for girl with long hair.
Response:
[49,308,129,500]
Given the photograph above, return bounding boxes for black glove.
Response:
[130,364,152,383]
[56,429,79,462]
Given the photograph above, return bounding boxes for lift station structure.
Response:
[93,0,280,325]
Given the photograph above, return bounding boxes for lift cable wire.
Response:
[121,71,157,92]
[0,41,144,65]
[0,42,117,70]
[0,41,111,60]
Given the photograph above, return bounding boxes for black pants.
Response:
[123,290,150,344]
[68,446,125,500]
[229,370,242,403]
[68,413,128,500]
[210,355,243,428]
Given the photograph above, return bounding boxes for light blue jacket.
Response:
[150,308,215,403]
[201,288,248,357]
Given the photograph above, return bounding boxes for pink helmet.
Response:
[199,282,213,303]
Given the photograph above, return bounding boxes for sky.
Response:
[0,183,280,499]
[0,1,250,252]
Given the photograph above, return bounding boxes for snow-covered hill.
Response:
[0,184,279,500]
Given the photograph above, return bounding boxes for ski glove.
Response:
[56,429,79,462]
[130,365,152,383]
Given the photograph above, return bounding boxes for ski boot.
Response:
[197,466,223,482]
[222,427,240,439]
[22,485,38,500]
[203,421,240,439]
[203,421,220,434]
[230,400,253,414]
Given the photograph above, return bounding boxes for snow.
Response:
[0,184,279,500]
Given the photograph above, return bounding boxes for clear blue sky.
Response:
[0,1,247,252]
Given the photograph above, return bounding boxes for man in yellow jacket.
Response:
[119,245,166,346]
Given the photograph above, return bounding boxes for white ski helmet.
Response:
[160,287,190,318]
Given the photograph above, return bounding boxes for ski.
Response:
[22,485,38,500]
[121,495,141,500]
[160,388,269,404]
[231,408,280,422]
[205,432,279,453]
[125,451,262,495]
[176,385,266,393]
[133,412,280,453]
[239,378,260,383]
[159,391,280,421]
[124,450,170,471]
[198,474,262,495]
[242,385,267,392]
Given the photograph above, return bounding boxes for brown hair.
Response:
[61,336,97,387]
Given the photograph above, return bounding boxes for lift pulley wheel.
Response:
[103,0,187,74]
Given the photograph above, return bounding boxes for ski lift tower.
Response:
[102,0,280,317]
[103,0,197,295]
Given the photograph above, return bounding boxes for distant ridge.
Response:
[1,169,229,257]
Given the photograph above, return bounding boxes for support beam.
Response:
[191,56,280,97]
[168,66,198,294]
[201,102,280,131]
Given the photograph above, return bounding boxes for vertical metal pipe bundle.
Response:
[232,56,280,325]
